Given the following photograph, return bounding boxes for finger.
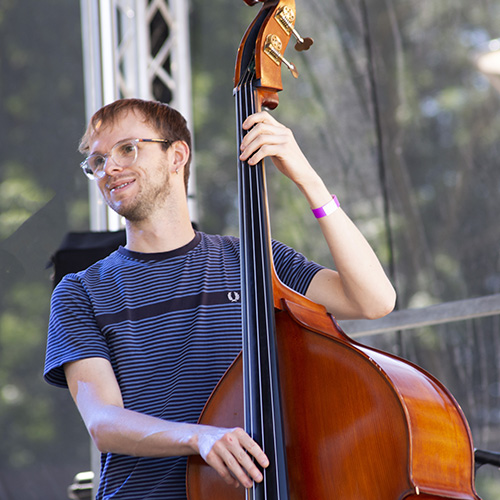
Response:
[215,444,259,489]
[241,436,270,469]
[222,430,269,482]
[240,131,289,165]
[215,429,269,486]
[204,451,240,488]
[242,111,276,130]
[240,115,287,153]
[241,119,287,147]
[199,427,266,488]
[204,441,254,488]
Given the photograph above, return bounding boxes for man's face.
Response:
[89,111,172,222]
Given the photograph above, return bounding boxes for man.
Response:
[44,98,396,499]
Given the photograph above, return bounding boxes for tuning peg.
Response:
[293,33,314,52]
[275,6,314,52]
[264,34,299,79]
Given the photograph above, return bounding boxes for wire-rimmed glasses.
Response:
[80,138,172,180]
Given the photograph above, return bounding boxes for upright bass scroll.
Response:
[234,0,312,109]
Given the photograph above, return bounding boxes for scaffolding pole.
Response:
[79,0,196,232]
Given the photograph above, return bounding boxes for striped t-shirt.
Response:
[44,231,323,499]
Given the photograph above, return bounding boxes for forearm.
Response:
[65,358,267,488]
[86,403,267,489]
[87,404,199,457]
[298,173,396,319]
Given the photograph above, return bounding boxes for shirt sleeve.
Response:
[44,273,111,388]
[271,240,324,296]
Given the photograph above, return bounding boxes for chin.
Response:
[114,204,151,222]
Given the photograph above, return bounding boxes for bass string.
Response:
[239,69,268,445]
[236,69,261,453]
[246,76,270,455]
[237,69,285,496]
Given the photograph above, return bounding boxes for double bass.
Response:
[187,1,481,498]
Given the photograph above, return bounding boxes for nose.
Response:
[102,155,124,177]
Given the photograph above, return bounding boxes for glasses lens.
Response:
[81,157,105,179]
[113,140,138,167]
[89,155,106,172]
[80,140,140,180]
[81,161,97,180]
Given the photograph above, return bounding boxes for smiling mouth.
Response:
[110,180,135,193]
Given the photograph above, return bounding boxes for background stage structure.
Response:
[79,0,197,232]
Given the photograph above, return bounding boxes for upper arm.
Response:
[305,268,355,320]
[64,357,124,427]
[306,267,396,321]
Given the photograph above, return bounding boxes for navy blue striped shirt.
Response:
[44,231,323,499]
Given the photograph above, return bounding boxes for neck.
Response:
[124,204,195,253]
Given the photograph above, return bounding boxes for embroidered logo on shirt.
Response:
[227,291,240,303]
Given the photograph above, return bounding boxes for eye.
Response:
[115,141,137,158]
[89,154,106,171]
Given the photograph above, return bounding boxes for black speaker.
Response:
[51,230,126,287]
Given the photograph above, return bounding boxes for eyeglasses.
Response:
[80,138,173,180]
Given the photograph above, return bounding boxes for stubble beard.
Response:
[107,166,172,222]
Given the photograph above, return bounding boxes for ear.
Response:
[170,140,190,175]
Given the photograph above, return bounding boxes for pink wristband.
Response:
[311,195,340,219]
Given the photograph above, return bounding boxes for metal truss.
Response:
[80,0,196,231]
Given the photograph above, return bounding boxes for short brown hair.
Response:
[79,98,192,190]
